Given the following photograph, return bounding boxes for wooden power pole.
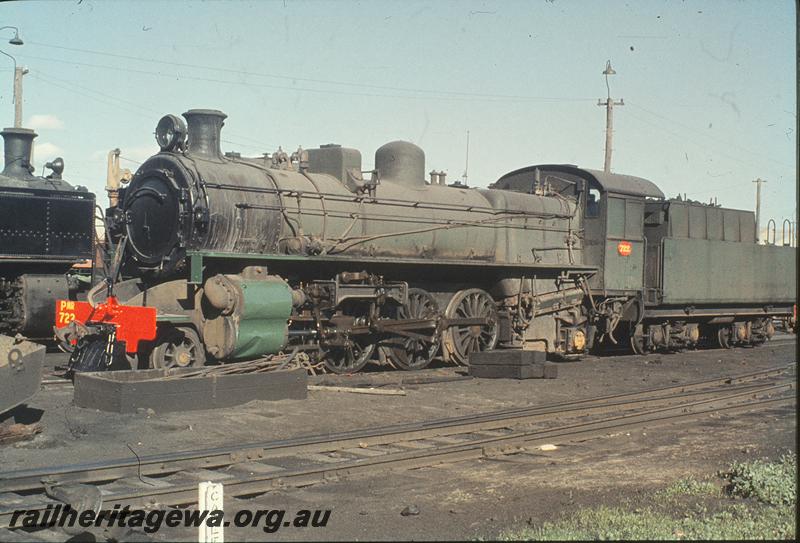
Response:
[13,65,27,128]
[598,61,623,173]
[753,178,767,243]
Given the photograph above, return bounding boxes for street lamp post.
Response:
[0,26,25,128]
[597,60,624,173]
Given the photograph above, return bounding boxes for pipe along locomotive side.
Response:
[0,126,96,412]
[56,109,796,374]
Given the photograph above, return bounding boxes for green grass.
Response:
[499,454,797,541]
[723,453,796,506]
[656,476,720,500]
[499,504,795,541]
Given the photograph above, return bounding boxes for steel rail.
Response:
[0,382,792,529]
[111,390,793,507]
[0,365,792,494]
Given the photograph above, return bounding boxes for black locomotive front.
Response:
[0,127,95,337]
[110,110,283,277]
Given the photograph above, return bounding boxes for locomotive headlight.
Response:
[155,114,187,152]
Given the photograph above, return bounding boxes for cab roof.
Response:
[496,164,665,199]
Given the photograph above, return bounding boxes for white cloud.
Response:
[33,142,64,164]
[27,114,65,130]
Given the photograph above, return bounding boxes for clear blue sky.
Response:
[1,0,796,232]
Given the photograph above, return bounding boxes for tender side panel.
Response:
[0,192,47,256]
[660,238,796,304]
[0,192,94,259]
[48,196,96,258]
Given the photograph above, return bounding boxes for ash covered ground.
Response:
[2,336,795,541]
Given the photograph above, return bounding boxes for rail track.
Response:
[32,334,798,388]
[0,365,794,533]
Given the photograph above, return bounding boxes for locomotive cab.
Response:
[496,165,664,296]
[496,165,665,349]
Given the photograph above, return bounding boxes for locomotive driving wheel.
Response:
[149,326,206,369]
[383,288,441,371]
[322,338,375,374]
[442,288,498,365]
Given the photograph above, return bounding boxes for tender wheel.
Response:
[149,327,206,369]
[322,339,374,374]
[442,288,498,365]
[383,288,441,371]
[630,324,647,355]
[717,326,732,349]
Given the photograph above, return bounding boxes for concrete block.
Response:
[468,349,546,366]
[0,335,44,414]
[74,367,307,413]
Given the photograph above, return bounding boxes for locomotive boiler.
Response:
[64,109,594,373]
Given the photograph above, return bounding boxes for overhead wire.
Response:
[28,69,279,152]
[18,44,793,202]
[31,70,160,116]
[627,101,795,171]
[28,71,155,120]
[117,156,142,166]
[18,53,595,104]
[26,40,598,103]
[27,43,791,163]
[623,109,793,179]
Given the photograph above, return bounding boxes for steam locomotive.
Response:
[0,127,95,337]
[0,126,95,412]
[59,109,795,374]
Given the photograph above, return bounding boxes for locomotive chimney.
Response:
[182,109,227,159]
[1,127,36,179]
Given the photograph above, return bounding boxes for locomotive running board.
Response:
[186,250,597,285]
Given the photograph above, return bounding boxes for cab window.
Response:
[586,188,601,217]
[607,197,625,238]
[607,196,644,239]
[625,200,644,239]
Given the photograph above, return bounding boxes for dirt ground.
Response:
[2,336,796,541]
